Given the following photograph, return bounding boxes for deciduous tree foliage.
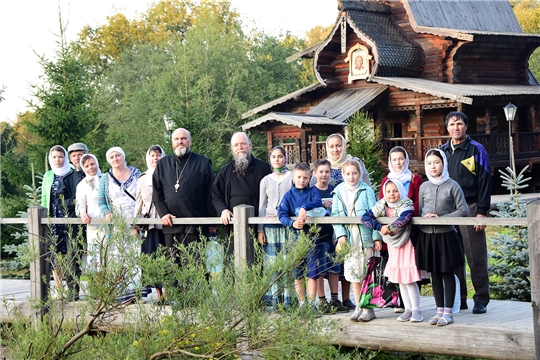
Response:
[512,0,540,78]
[93,1,307,170]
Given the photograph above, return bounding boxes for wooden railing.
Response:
[2,203,540,359]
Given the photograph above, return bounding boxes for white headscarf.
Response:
[382,178,406,208]
[48,145,71,177]
[425,148,450,186]
[387,146,412,185]
[326,133,352,169]
[80,154,102,186]
[106,146,126,166]
[145,145,166,176]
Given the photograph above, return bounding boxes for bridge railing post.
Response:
[28,206,49,315]
[527,200,540,360]
[233,205,255,268]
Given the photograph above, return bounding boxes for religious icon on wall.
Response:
[345,44,372,83]
[352,50,367,76]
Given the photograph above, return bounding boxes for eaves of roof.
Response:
[307,86,388,122]
[241,83,324,119]
[371,77,540,105]
[241,112,344,131]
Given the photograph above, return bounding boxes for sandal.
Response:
[436,313,454,326]
[429,313,443,325]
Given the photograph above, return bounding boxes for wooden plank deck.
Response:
[331,297,533,360]
[1,279,534,359]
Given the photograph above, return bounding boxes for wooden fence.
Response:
[0,203,538,358]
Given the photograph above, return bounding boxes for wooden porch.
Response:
[1,206,539,359]
[0,280,534,360]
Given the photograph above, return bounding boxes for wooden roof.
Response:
[241,112,344,131]
[345,8,424,77]
[306,87,388,122]
[241,83,323,119]
[404,0,523,34]
[242,86,388,131]
[372,76,540,105]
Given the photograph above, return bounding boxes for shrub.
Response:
[2,221,359,359]
[488,166,530,301]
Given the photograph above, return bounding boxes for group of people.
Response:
[42,110,491,326]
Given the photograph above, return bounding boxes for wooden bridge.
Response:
[1,203,539,359]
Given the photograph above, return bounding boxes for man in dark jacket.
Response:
[153,128,216,258]
[59,142,88,301]
[441,111,492,314]
[212,132,271,258]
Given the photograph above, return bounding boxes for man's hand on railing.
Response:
[475,214,487,232]
[162,213,176,227]
[220,209,233,225]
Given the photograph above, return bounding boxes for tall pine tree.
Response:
[25,12,98,172]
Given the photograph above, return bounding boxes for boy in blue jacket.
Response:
[278,163,322,311]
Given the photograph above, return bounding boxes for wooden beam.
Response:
[415,102,423,162]
[28,206,49,322]
[233,205,255,267]
[300,129,308,163]
[527,200,540,360]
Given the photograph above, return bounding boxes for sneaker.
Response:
[394,307,405,313]
[429,312,443,325]
[397,309,412,322]
[410,310,424,323]
[359,308,376,322]
[329,299,350,313]
[318,301,335,314]
[342,299,356,310]
[349,308,363,322]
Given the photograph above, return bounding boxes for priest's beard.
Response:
[174,146,188,158]
[234,152,250,178]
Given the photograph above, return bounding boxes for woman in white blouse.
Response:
[135,145,167,302]
[75,154,103,269]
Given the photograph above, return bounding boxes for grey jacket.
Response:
[418,179,468,234]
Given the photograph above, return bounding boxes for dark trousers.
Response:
[455,203,490,306]
[221,224,256,265]
[164,229,199,263]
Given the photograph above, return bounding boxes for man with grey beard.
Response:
[153,128,216,261]
[212,132,272,257]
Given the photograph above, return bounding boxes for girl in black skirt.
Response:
[416,149,468,326]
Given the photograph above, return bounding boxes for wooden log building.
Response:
[241,0,540,190]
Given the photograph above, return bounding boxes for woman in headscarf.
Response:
[41,145,73,294]
[75,154,103,269]
[97,147,141,302]
[97,147,141,220]
[324,133,371,310]
[325,133,371,187]
[380,146,422,216]
[135,145,167,303]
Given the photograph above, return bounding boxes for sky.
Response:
[0,0,338,123]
